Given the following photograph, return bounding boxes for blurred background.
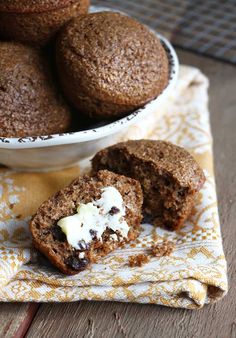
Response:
[92,0,236,64]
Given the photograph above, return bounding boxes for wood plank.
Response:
[26,50,236,338]
[0,303,39,338]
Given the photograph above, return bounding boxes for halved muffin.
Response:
[92,140,206,230]
[30,170,143,275]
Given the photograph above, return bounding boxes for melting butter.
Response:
[57,186,129,250]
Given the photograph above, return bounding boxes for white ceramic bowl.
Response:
[0,8,179,171]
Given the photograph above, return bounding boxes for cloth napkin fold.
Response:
[0,66,228,308]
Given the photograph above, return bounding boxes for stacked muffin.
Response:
[0,2,169,137]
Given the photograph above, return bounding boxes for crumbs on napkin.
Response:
[128,240,175,267]
[151,240,175,257]
[128,254,150,267]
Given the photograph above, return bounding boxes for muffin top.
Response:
[0,42,71,137]
[57,12,169,108]
[92,140,205,190]
[0,0,76,13]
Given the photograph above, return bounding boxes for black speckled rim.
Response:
[0,9,179,149]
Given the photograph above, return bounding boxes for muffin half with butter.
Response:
[30,170,143,275]
[0,0,90,46]
[56,11,169,120]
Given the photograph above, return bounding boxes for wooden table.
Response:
[0,49,235,338]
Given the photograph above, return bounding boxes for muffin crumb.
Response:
[151,240,175,257]
[128,254,150,267]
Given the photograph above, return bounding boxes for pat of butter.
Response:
[57,186,129,250]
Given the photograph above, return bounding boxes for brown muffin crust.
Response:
[0,0,90,46]
[92,140,206,230]
[30,170,143,275]
[56,12,169,119]
[0,0,77,13]
[0,42,71,137]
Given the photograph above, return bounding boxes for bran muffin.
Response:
[92,140,206,230]
[0,0,90,46]
[0,42,71,137]
[56,11,169,119]
[30,170,143,275]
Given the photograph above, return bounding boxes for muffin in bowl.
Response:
[0,42,71,137]
[56,11,169,120]
[0,0,90,46]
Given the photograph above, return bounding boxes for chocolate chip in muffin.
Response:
[65,255,89,271]
[109,206,120,215]
[89,229,98,240]
[51,225,66,242]
[77,240,90,251]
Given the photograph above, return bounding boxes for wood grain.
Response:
[0,303,39,338]
[23,51,236,338]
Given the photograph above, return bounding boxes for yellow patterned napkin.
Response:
[0,66,228,308]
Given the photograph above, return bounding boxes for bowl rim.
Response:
[0,34,179,149]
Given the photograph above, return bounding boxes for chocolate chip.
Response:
[89,229,97,240]
[178,188,186,198]
[51,225,66,242]
[0,85,6,92]
[42,229,50,236]
[65,255,89,270]
[158,151,164,159]
[109,206,120,215]
[77,240,90,251]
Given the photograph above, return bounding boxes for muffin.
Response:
[56,11,169,120]
[92,140,206,230]
[0,42,71,137]
[0,0,90,46]
[30,170,143,275]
